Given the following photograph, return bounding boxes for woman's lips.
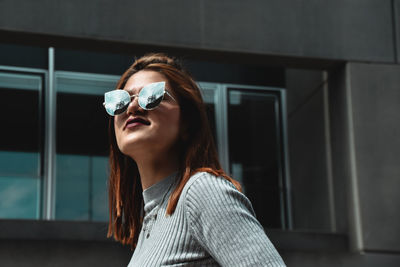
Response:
[126,121,146,129]
[125,117,150,129]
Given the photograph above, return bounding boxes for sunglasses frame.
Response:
[103,82,177,116]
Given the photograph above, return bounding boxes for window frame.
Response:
[0,51,292,229]
[0,64,48,220]
[199,82,292,230]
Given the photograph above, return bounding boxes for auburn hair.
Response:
[107,53,241,249]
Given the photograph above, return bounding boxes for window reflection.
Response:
[55,74,116,221]
[200,86,218,152]
[0,73,42,219]
[228,89,283,228]
[0,69,287,227]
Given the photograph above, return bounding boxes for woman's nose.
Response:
[126,96,144,115]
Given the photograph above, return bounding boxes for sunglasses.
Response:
[103,81,176,116]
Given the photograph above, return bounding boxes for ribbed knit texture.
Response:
[127,172,286,267]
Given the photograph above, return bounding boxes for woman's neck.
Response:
[134,152,180,190]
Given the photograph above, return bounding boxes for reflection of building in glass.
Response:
[116,101,125,109]
[147,95,156,103]
[145,95,162,109]
[114,101,127,115]
[0,1,400,266]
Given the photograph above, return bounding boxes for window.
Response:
[200,83,291,229]
[228,89,287,228]
[0,48,289,229]
[0,70,44,219]
[55,72,118,221]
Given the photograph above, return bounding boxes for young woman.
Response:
[104,53,286,266]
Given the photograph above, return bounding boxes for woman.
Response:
[104,53,286,266]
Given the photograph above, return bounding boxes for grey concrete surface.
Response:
[348,63,400,252]
[267,230,348,252]
[0,1,399,265]
[286,69,324,114]
[0,0,396,63]
[395,0,400,63]
[287,78,332,231]
[0,239,131,267]
[327,66,351,235]
[0,220,110,241]
[281,250,400,267]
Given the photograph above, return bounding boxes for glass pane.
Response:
[55,72,117,221]
[92,156,109,221]
[55,48,133,75]
[200,86,218,150]
[0,43,47,69]
[228,89,283,228]
[56,154,90,220]
[0,72,42,219]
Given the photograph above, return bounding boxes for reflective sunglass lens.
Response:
[104,90,130,116]
[138,82,166,110]
[103,82,168,115]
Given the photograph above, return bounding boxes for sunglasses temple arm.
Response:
[165,91,177,102]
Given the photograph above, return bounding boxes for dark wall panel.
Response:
[281,251,400,267]
[0,43,47,69]
[0,0,395,63]
[53,47,285,86]
[287,77,332,231]
[327,66,351,235]
[0,240,131,267]
[349,63,400,251]
[202,0,394,62]
[285,69,324,114]
[0,0,202,47]
[395,0,400,63]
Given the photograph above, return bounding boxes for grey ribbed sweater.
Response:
[127,172,286,267]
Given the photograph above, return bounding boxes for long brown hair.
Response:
[107,53,241,249]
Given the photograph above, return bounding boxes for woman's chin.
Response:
[116,137,136,152]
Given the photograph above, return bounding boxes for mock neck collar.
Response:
[142,172,178,213]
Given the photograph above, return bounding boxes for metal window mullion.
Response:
[88,156,93,221]
[37,77,43,220]
[43,47,57,220]
[216,85,230,173]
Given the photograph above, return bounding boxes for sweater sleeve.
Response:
[184,172,286,267]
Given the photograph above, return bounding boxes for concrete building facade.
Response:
[0,0,399,266]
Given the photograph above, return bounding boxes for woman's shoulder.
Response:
[181,171,251,213]
[181,171,257,233]
[182,171,236,196]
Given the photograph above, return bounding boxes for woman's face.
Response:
[114,70,181,160]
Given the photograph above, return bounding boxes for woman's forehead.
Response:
[124,70,167,94]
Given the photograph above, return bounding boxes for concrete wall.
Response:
[286,61,400,264]
[286,69,335,231]
[0,0,398,64]
[285,68,351,235]
[396,0,400,63]
[281,251,400,267]
[1,0,400,266]
[327,66,352,236]
[0,240,131,267]
[346,63,400,252]
[0,220,131,267]
[326,62,400,254]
